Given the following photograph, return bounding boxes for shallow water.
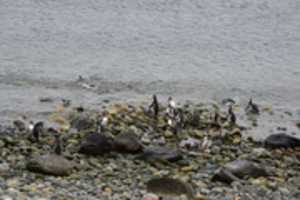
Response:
[0,0,300,124]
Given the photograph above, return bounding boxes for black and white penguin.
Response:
[54,134,62,155]
[228,105,236,125]
[31,121,44,142]
[96,114,108,134]
[166,96,176,118]
[245,98,260,115]
[148,94,159,118]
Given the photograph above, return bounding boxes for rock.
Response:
[1,195,13,200]
[70,114,95,131]
[13,120,26,132]
[39,97,54,103]
[26,154,75,176]
[252,148,271,158]
[141,193,160,200]
[0,140,4,148]
[264,133,300,149]
[0,162,9,175]
[138,146,182,162]
[6,178,20,188]
[79,133,114,155]
[146,177,194,199]
[114,133,143,153]
[212,160,269,184]
[179,138,201,150]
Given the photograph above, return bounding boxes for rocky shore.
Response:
[0,98,300,200]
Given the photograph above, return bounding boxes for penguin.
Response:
[32,121,44,142]
[245,98,260,115]
[228,105,236,125]
[61,99,71,108]
[53,134,62,155]
[166,97,176,118]
[96,114,108,134]
[148,94,159,118]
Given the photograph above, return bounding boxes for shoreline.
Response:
[0,99,300,200]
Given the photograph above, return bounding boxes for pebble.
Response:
[0,162,9,175]
[141,193,160,200]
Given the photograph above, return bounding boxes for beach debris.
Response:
[245,98,260,115]
[39,97,54,103]
[212,160,269,184]
[264,133,300,149]
[146,177,195,200]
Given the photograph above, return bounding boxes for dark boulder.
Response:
[264,133,300,149]
[114,133,143,154]
[78,133,114,155]
[212,160,269,184]
[146,177,194,199]
[138,146,182,162]
[26,154,75,176]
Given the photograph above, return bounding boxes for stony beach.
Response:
[0,98,300,200]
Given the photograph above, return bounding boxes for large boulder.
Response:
[78,133,114,155]
[138,146,182,162]
[264,133,300,149]
[114,133,143,154]
[26,154,75,176]
[212,160,269,184]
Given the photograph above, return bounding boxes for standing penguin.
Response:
[228,105,236,126]
[32,122,44,142]
[166,96,176,118]
[245,98,260,115]
[54,134,62,155]
[96,114,108,134]
[148,94,159,118]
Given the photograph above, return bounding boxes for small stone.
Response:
[7,178,20,188]
[180,165,194,172]
[1,195,13,200]
[252,148,271,158]
[0,162,9,175]
[0,140,4,148]
[141,193,159,200]
[194,193,206,200]
[141,137,151,145]
[164,130,173,138]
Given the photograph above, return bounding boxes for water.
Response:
[1,0,300,123]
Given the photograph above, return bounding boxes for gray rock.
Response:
[138,146,182,162]
[265,133,300,149]
[0,162,9,175]
[79,133,114,155]
[212,160,269,184]
[114,133,143,153]
[26,154,75,176]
